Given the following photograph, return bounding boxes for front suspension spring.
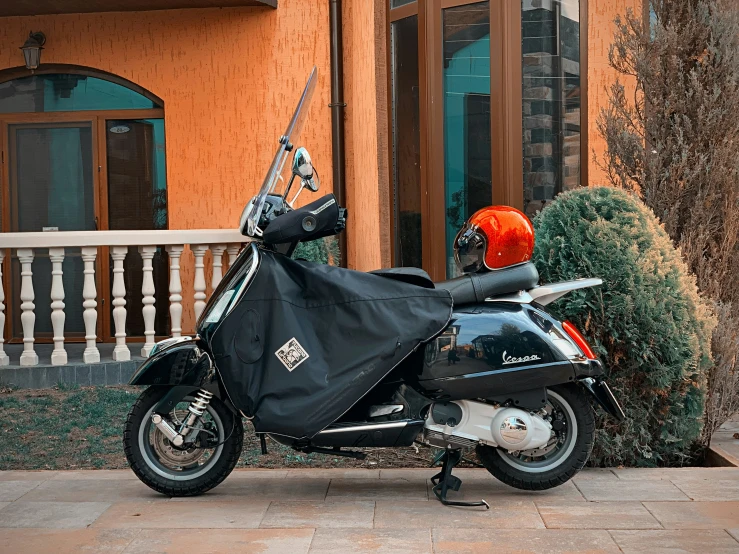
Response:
[188,389,214,418]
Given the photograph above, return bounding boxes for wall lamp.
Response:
[21,32,46,70]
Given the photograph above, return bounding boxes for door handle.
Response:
[94,216,99,230]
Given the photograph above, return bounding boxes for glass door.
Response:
[104,118,169,338]
[389,0,528,281]
[441,1,493,277]
[7,121,97,339]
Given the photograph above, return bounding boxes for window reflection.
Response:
[0,75,159,113]
[443,2,492,278]
[522,0,581,218]
[391,15,423,268]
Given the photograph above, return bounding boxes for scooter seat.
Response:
[368,267,435,288]
[435,263,539,306]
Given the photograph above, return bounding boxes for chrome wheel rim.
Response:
[138,396,225,481]
[496,389,577,473]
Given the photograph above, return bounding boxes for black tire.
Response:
[123,386,243,497]
[477,384,595,491]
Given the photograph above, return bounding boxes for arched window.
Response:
[0,73,161,112]
[0,66,168,342]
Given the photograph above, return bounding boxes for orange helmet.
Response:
[454,206,534,273]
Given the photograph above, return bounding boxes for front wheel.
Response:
[477,384,595,491]
[123,386,244,496]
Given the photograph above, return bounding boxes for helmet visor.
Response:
[454,225,487,274]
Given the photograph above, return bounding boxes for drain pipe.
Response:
[329,0,347,267]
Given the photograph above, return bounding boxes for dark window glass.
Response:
[107,119,169,337]
[522,0,581,218]
[443,2,492,278]
[391,0,416,7]
[391,15,422,268]
[0,75,159,113]
[8,123,94,337]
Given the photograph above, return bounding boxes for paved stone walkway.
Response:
[712,416,739,466]
[1,467,739,553]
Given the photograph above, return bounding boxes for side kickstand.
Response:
[430,448,489,509]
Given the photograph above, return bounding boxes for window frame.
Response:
[0,66,167,343]
[387,0,588,280]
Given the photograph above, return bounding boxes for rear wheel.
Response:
[123,386,243,497]
[477,384,594,490]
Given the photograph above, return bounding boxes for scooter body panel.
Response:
[411,303,595,401]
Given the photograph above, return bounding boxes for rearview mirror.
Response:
[292,147,313,180]
[292,147,319,193]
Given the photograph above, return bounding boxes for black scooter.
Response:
[123,68,624,507]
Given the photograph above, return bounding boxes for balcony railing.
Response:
[0,230,245,367]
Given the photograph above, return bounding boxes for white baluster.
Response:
[226,244,242,271]
[111,247,130,362]
[81,247,100,364]
[49,248,67,365]
[211,244,227,290]
[140,246,157,357]
[0,250,9,366]
[17,248,38,366]
[192,244,209,322]
[166,245,184,338]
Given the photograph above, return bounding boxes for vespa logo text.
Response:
[275,338,310,372]
[502,351,541,365]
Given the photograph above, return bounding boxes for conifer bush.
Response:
[292,236,340,265]
[533,187,715,466]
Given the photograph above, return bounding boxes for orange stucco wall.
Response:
[0,3,333,230]
[587,0,642,187]
[0,2,337,331]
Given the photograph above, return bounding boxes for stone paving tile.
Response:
[92,500,270,529]
[49,470,139,481]
[226,469,288,479]
[374,499,545,529]
[20,479,167,503]
[379,468,438,481]
[535,501,662,529]
[670,478,739,501]
[0,528,140,553]
[124,528,314,554]
[613,467,739,480]
[0,471,59,482]
[574,479,690,502]
[260,500,375,528]
[728,528,739,542]
[572,468,619,481]
[0,480,42,501]
[643,501,739,529]
[168,478,329,502]
[609,529,739,553]
[432,528,621,553]
[308,528,433,554]
[326,478,428,501]
[426,478,585,503]
[286,468,380,479]
[0,501,111,529]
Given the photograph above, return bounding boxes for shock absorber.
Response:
[152,389,215,447]
[182,389,214,430]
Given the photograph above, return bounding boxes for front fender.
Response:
[129,337,214,387]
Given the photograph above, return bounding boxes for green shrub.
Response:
[293,237,340,265]
[533,187,715,466]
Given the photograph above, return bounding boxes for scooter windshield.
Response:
[244,66,318,236]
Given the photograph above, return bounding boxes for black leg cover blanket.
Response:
[208,249,453,440]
